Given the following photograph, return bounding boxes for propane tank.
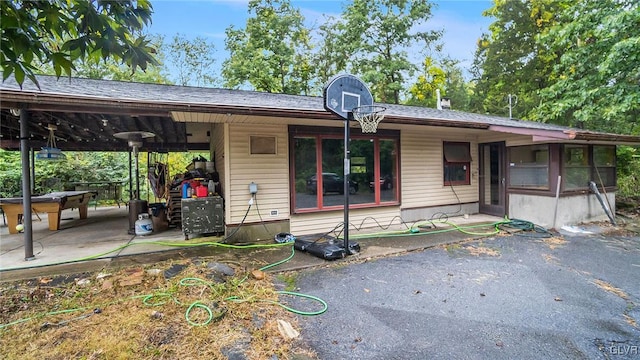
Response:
[135,213,153,235]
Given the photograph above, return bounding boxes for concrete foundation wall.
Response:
[509,193,616,229]
[401,203,479,222]
[226,220,290,244]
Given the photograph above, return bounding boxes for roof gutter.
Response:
[490,125,640,145]
[0,90,334,120]
[384,115,489,130]
[568,130,640,144]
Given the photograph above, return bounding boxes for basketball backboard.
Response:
[323,74,374,120]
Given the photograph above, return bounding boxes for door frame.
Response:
[478,141,507,217]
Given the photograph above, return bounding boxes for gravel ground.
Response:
[288,231,640,359]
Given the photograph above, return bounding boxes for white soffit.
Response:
[171,111,232,123]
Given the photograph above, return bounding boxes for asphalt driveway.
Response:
[288,230,640,359]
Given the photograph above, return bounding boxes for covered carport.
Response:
[0,78,212,261]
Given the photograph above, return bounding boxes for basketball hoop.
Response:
[351,105,386,133]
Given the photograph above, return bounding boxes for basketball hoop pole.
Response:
[343,113,352,255]
[322,74,381,256]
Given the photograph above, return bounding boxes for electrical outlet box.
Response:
[249,182,258,195]
[270,209,279,216]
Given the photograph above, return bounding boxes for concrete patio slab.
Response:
[1,205,507,281]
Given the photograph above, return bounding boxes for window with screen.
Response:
[592,145,616,187]
[509,145,549,189]
[443,142,471,185]
[562,144,616,190]
[563,145,591,190]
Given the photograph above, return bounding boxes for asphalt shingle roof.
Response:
[1,75,638,143]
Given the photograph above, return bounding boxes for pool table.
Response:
[0,191,96,234]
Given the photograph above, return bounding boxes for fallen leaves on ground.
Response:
[464,245,500,257]
[0,259,317,360]
[541,236,567,250]
[593,279,629,300]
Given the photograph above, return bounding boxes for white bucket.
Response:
[135,213,153,235]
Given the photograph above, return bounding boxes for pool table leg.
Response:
[79,205,88,219]
[48,210,62,231]
[6,212,19,234]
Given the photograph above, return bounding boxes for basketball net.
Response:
[352,105,386,133]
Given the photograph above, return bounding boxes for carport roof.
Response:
[1,75,638,151]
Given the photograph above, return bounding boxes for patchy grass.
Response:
[445,243,462,255]
[0,259,317,360]
[277,273,298,292]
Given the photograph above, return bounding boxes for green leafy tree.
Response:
[222,0,313,94]
[470,0,569,118]
[616,146,640,199]
[167,34,217,86]
[406,57,471,110]
[0,149,22,198]
[1,0,158,88]
[406,57,446,107]
[335,0,442,104]
[36,34,169,83]
[440,58,473,111]
[310,16,349,93]
[531,0,640,134]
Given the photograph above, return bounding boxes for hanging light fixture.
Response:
[36,124,66,161]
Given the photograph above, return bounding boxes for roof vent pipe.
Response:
[436,89,442,110]
[441,97,451,110]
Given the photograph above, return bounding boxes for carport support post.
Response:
[343,115,351,255]
[128,151,133,200]
[19,108,35,260]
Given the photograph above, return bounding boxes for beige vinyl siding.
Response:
[290,206,402,235]
[401,128,478,210]
[226,123,290,225]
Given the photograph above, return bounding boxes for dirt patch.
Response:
[0,259,319,360]
[615,197,640,235]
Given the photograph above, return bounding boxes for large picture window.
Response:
[291,127,399,212]
[509,145,549,189]
[443,142,471,185]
